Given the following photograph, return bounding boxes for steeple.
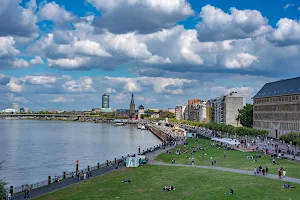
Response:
[129,93,135,118]
[130,93,135,105]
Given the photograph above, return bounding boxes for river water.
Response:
[0,120,161,186]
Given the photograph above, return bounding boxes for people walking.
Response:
[254,167,257,176]
[24,189,30,199]
[278,169,282,179]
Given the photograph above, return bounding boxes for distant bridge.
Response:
[0,113,115,120]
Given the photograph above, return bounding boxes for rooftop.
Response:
[253,77,300,99]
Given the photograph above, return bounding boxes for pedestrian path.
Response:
[11,165,119,200]
[147,146,300,185]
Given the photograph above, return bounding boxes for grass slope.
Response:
[156,138,300,179]
[36,165,299,200]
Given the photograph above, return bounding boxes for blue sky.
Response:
[1,0,300,111]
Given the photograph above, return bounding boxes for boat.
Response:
[137,124,142,129]
[114,119,124,126]
[141,125,146,130]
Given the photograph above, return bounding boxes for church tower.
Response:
[129,93,135,118]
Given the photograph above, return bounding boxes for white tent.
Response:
[211,137,240,146]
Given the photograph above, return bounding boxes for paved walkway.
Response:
[12,165,119,200]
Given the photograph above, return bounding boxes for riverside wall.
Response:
[147,125,174,143]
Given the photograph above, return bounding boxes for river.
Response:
[0,120,161,186]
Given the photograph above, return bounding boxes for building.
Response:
[116,109,130,118]
[184,106,189,120]
[129,93,135,119]
[253,77,300,139]
[175,105,187,121]
[12,103,20,113]
[206,100,213,123]
[102,93,109,109]
[24,108,30,113]
[3,108,16,113]
[186,99,206,122]
[208,92,246,127]
[175,106,182,120]
[138,105,145,119]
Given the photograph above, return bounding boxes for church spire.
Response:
[130,93,135,105]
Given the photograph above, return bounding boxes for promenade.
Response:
[11,143,175,200]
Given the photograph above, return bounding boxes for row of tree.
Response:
[169,118,268,137]
[0,162,6,199]
[280,132,300,147]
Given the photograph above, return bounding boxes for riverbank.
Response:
[29,140,300,200]
[11,143,173,200]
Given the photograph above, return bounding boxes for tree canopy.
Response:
[0,161,7,199]
[237,103,253,128]
[280,132,300,146]
[168,119,268,137]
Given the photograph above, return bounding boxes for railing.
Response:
[7,142,169,195]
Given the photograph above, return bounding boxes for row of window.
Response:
[254,104,300,111]
[254,121,300,131]
[254,95,300,104]
[254,113,300,121]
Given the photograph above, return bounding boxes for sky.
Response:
[1,0,300,111]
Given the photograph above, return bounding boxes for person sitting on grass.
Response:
[225,188,234,195]
[281,182,295,189]
[162,185,175,191]
[122,179,131,183]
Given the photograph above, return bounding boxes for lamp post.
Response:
[245,135,247,148]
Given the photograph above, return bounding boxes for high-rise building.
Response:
[12,103,20,113]
[102,93,109,108]
[129,93,135,118]
[208,92,246,127]
[175,106,182,120]
[187,100,206,122]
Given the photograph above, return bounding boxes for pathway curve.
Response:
[147,146,300,185]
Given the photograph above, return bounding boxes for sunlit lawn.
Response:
[156,138,300,179]
[36,165,299,200]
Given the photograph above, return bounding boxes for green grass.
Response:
[156,138,300,179]
[36,165,299,200]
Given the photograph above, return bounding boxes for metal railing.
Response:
[6,142,168,195]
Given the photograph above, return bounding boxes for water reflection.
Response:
[0,120,161,186]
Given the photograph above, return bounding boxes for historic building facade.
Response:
[253,77,300,139]
[187,99,207,122]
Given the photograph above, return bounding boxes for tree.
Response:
[237,104,253,128]
[0,161,7,199]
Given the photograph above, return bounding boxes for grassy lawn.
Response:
[36,165,299,200]
[156,138,300,179]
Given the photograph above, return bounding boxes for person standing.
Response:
[265,166,268,176]
[24,189,29,199]
[283,170,286,180]
[7,192,11,200]
[254,167,257,176]
[224,151,226,158]
[83,172,86,180]
[213,160,216,167]
[278,169,282,179]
